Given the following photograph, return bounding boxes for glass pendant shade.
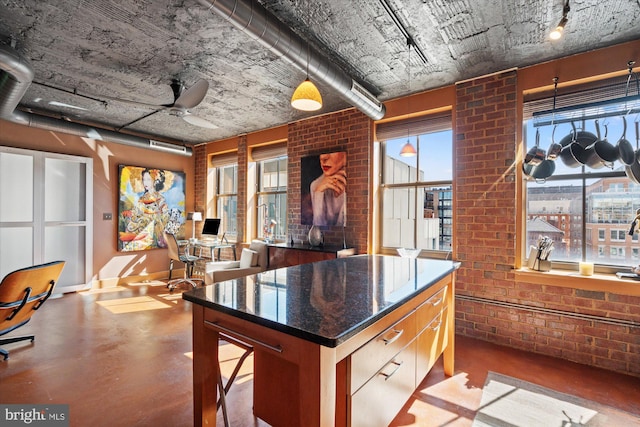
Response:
[400,140,417,157]
[291,79,322,111]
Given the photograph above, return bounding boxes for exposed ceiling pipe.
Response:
[0,44,192,156]
[198,0,386,121]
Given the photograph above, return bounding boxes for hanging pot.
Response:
[547,125,562,160]
[618,116,635,166]
[524,129,545,166]
[625,121,640,184]
[584,120,617,169]
[559,122,587,168]
[523,158,556,183]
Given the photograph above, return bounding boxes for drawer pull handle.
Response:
[380,360,403,381]
[429,296,444,307]
[205,320,283,353]
[381,328,404,345]
[430,320,442,331]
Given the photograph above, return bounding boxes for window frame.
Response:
[522,74,640,273]
[377,113,453,258]
[256,155,288,242]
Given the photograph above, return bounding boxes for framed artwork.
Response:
[117,165,186,251]
[301,151,347,226]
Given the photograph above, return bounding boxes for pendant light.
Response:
[291,5,322,111]
[400,38,417,157]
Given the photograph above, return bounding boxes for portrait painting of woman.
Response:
[301,151,347,226]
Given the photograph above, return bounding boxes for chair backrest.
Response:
[248,240,269,269]
[0,261,65,334]
[163,231,181,262]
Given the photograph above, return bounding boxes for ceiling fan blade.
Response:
[174,79,209,110]
[181,112,218,129]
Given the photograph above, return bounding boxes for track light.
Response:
[550,0,570,40]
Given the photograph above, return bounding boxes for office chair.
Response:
[0,260,65,360]
[163,231,203,290]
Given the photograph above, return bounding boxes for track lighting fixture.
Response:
[550,0,570,40]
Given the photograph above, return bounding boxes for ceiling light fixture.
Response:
[400,38,417,158]
[550,0,570,40]
[291,3,322,112]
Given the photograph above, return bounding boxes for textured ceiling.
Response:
[1,0,640,146]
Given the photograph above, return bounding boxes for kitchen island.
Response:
[183,254,459,427]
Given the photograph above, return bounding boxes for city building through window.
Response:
[524,74,640,269]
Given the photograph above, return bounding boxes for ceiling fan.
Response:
[119,78,218,130]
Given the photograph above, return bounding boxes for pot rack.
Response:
[532,62,640,128]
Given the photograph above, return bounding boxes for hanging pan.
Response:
[523,129,555,182]
[625,120,640,183]
[619,65,639,165]
[559,121,592,168]
[584,120,618,169]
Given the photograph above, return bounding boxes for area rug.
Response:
[472,372,640,427]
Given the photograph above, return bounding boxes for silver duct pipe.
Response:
[0,44,192,156]
[198,0,386,121]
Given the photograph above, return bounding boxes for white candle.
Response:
[579,261,594,276]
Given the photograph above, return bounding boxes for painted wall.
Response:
[0,120,195,287]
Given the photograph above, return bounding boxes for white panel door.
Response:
[0,146,93,293]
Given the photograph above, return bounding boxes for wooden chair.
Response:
[0,260,65,360]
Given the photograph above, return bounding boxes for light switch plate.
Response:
[103,213,113,220]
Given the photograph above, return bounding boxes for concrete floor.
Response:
[1,280,639,427]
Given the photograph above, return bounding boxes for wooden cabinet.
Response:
[267,243,355,270]
[347,280,450,427]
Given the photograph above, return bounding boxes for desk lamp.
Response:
[187,212,202,243]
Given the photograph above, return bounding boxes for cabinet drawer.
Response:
[350,341,417,427]
[416,285,447,331]
[416,306,449,382]
[350,311,416,394]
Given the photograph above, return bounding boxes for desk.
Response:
[183,255,459,427]
[194,240,237,261]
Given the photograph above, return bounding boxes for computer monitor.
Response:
[201,218,221,238]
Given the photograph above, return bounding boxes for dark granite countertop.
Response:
[183,255,460,348]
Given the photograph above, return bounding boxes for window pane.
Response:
[218,195,237,239]
[384,137,418,183]
[524,88,640,268]
[382,187,415,248]
[259,158,287,192]
[418,130,453,181]
[257,193,287,241]
[219,165,237,194]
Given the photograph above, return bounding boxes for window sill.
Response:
[514,268,640,296]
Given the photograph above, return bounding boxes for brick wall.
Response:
[287,110,370,254]
[194,70,640,377]
[453,70,640,377]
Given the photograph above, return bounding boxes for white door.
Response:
[0,146,93,293]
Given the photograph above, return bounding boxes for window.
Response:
[377,113,453,254]
[524,74,640,268]
[610,229,626,241]
[210,152,238,241]
[257,156,287,241]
